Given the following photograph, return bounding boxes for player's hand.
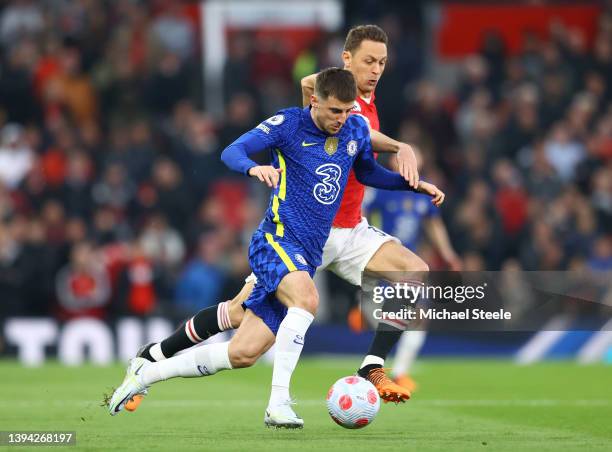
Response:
[248,165,283,188]
[396,143,419,189]
[417,181,445,207]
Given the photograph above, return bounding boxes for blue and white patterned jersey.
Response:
[221,106,414,267]
[252,107,371,266]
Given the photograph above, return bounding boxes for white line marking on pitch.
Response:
[0,399,610,408]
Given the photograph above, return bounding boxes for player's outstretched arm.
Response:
[353,150,445,206]
[221,122,283,188]
[424,217,462,270]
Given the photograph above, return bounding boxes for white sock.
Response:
[269,307,314,407]
[149,343,166,361]
[392,330,426,377]
[359,354,385,369]
[141,342,232,385]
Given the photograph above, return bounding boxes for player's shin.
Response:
[269,307,314,406]
[140,301,236,362]
[140,342,233,385]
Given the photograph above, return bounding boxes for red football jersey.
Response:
[332,92,380,228]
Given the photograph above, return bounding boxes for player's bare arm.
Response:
[416,181,445,207]
[424,216,462,270]
[369,130,419,188]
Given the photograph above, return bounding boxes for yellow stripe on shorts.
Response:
[265,233,297,272]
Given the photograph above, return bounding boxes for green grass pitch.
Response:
[1,358,611,451]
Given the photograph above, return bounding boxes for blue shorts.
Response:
[244,230,316,334]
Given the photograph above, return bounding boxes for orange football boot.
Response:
[394,374,418,393]
[365,367,411,403]
[124,394,144,412]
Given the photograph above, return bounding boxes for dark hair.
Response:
[344,24,388,54]
[314,67,356,103]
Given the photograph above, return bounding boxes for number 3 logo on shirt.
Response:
[313,163,342,205]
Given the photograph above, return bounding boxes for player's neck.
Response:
[358,90,373,102]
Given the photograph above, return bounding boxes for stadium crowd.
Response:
[0,0,610,322]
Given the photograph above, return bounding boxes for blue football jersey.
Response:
[364,188,439,251]
[246,107,372,266]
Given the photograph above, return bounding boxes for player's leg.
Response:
[228,309,275,367]
[124,278,253,411]
[139,278,254,362]
[265,270,317,428]
[325,219,426,402]
[391,319,428,392]
[108,308,273,415]
[358,240,428,401]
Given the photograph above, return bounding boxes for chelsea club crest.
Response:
[347,140,357,156]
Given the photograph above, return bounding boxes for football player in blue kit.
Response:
[108,68,444,427]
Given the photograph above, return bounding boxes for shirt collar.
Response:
[359,91,376,104]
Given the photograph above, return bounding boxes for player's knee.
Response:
[295,290,319,315]
[229,344,263,368]
[399,254,429,274]
[228,299,245,328]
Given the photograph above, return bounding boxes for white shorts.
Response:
[246,217,399,288]
[319,217,399,287]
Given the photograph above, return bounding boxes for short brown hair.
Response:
[314,67,356,103]
[344,25,388,54]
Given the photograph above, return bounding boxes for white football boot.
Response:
[264,400,304,429]
[108,357,150,416]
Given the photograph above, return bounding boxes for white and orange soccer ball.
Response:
[326,376,380,429]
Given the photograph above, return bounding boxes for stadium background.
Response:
[0,0,611,367]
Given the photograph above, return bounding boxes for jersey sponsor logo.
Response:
[294,254,307,265]
[293,335,304,345]
[352,101,361,112]
[324,137,338,156]
[256,123,270,134]
[347,140,357,156]
[302,141,317,147]
[266,114,285,126]
[313,163,342,205]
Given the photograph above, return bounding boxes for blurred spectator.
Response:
[115,243,159,316]
[588,237,612,271]
[139,213,185,270]
[92,163,135,209]
[62,151,94,218]
[55,241,111,319]
[543,122,586,183]
[174,231,226,314]
[0,124,33,189]
[151,158,193,231]
[0,0,43,47]
[149,4,195,61]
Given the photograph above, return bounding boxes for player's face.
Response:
[342,40,387,96]
[311,95,355,135]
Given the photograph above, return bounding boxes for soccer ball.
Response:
[326,376,380,429]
